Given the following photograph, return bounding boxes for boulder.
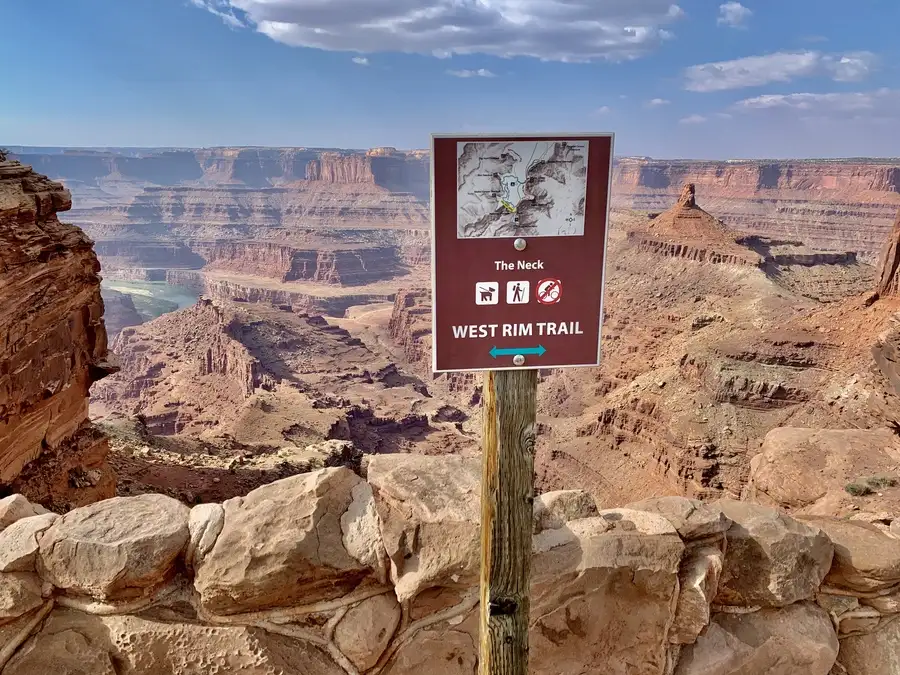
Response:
[533,490,599,533]
[670,546,723,644]
[626,496,731,541]
[37,494,189,601]
[195,468,373,615]
[333,592,401,671]
[675,603,839,675]
[746,427,900,513]
[0,513,58,572]
[712,500,833,607]
[530,511,684,674]
[799,517,900,593]
[367,455,481,602]
[0,495,48,532]
[837,616,900,675]
[0,572,44,623]
[3,608,346,675]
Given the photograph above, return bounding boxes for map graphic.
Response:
[456,140,589,239]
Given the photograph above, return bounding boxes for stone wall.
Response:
[0,455,896,674]
[0,159,116,510]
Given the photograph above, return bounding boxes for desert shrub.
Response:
[864,475,899,489]
[844,482,873,497]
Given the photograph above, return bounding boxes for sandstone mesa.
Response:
[1,149,900,672]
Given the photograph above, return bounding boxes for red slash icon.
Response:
[536,278,562,305]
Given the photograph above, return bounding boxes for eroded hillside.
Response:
[91,299,475,502]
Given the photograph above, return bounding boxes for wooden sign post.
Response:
[479,369,537,674]
[430,133,614,674]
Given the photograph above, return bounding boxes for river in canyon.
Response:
[101,279,199,321]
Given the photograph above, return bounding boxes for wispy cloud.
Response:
[352,56,370,66]
[648,98,671,107]
[679,114,708,124]
[189,0,685,63]
[189,0,244,28]
[684,50,877,92]
[732,88,900,118]
[717,2,752,28]
[594,106,612,115]
[447,69,496,78]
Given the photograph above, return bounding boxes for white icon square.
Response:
[475,282,499,305]
[506,281,530,304]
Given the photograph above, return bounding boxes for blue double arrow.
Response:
[489,345,547,359]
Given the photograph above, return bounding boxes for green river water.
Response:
[101,279,199,321]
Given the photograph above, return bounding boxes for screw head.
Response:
[512,354,526,366]
[514,238,527,251]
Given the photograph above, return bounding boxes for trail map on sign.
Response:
[457,140,589,239]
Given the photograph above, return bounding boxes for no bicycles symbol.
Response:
[536,278,562,305]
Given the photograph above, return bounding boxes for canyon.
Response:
[3,148,900,672]
[9,147,900,322]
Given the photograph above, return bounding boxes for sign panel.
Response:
[431,133,614,373]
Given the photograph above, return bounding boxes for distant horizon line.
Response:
[4,144,900,164]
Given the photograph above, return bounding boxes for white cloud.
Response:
[679,114,708,124]
[732,88,900,118]
[352,56,370,66]
[829,52,878,82]
[190,0,685,62]
[717,2,752,28]
[648,98,670,106]
[447,68,496,78]
[684,50,877,92]
[191,0,245,28]
[595,106,612,115]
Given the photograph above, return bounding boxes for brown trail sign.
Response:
[430,133,614,674]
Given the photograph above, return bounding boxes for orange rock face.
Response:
[613,159,900,261]
[875,209,900,297]
[631,182,762,267]
[0,158,116,510]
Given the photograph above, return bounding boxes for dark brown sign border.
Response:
[431,132,615,373]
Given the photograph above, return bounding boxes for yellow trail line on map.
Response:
[500,200,516,213]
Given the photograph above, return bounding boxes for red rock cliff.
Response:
[874,209,900,297]
[0,156,116,509]
[613,159,900,259]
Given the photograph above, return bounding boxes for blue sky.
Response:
[2,0,899,158]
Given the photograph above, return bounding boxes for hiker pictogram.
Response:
[536,278,562,305]
[475,282,499,305]
[506,280,530,304]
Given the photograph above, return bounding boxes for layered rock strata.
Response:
[165,270,398,317]
[0,158,116,510]
[99,289,143,339]
[632,183,762,267]
[90,299,469,481]
[873,208,900,298]
[614,158,900,260]
[388,289,478,400]
[0,458,896,674]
